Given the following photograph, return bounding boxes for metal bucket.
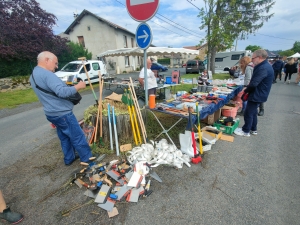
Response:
[206,85,213,93]
[197,85,207,92]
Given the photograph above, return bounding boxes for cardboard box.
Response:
[200,131,217,145]
[220,134,234,142]
[201,126,222,140]
[221,105,239,118]
[202,108,221,125]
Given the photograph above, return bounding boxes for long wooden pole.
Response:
[129,90,142,144]
[98,72,104,144]
[129,78,147,143]
[78,57,98,105]
[125,90,138,145]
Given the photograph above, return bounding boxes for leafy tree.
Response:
[0,0,68,61]
[57,42,92,69]
[245,45,262,52]
[198,0,275,73]
[278,50,294,57]
[291,41,300,53]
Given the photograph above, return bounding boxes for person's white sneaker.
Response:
[288,80,290,84]
[234,128,250,137]
[250,130,258,135]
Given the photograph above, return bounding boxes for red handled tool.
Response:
[188,107,202,164]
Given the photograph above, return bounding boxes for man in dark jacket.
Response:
[272,57,284,83]
[234,49,274,137]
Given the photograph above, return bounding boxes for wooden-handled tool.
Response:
[78,57,98,105]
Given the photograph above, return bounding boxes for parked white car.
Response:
[55,60,107,84]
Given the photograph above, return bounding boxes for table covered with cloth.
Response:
[199,85,243,120]
[150,85,243,124]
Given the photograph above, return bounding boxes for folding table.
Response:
[147,85,243,145]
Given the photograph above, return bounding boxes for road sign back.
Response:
[126,0,159,22]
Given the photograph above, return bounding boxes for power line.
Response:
[185,0,298,43]
[114,0,204,40]
[186,0,201,11]
[156,13,204,38]
[155,14,203,39]
[256,33,297,41]
[151,20,201,42]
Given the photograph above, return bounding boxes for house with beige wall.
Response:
[183,43,208,61]
[63,9,141,74]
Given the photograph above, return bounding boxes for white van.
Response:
[204,50,252,72]
[214,50,252,72]
[55,60,107,84]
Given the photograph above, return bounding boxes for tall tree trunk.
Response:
[210,46,217,74]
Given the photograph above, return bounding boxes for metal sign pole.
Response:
[144,50,148,105]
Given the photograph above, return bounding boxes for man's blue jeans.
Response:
[46,112,92,165]
[242,100,247,112]
[242,101,260,133]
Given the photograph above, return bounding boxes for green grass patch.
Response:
[181,72,231,80]
[0,72,231,110]
[0,89,39,109]
[0,85,93,109]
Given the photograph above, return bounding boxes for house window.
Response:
[125,56,130,67]
[78,36,85,47]
[123,35,128,48]
[87,26,91,31]
[131,38,134,48]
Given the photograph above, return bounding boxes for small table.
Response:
[103,81,141,93]
[156,83,181,99]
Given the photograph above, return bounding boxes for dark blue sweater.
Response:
[272,60,284,71]
[245,59,274,103]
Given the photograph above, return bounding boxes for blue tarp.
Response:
[151,85,243,125]
[199,85,243,119]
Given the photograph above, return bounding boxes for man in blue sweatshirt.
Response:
[234,49,274,137]
[30,51,92,165]
[272,57,284,83]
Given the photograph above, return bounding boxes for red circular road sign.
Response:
[126,0,160,22]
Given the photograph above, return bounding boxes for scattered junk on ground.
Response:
[60,76,243,218]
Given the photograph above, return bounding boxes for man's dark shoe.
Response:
[258,109,264,116]
[272,81,277,84]
[238,110,244,116]
[65,154,80,166]
[0,207,24,224]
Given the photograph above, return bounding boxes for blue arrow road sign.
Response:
[135,23,152,49]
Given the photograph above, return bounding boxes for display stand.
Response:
[148,109,185,146]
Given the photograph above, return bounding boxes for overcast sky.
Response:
[37,0,299,52]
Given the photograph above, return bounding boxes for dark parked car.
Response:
[151,62,168,72]
[186,60,205,74]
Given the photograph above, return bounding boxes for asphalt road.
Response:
[0,68,184,169]
[0,72,299,224]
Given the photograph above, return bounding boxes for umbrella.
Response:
[287,52,300,58]
[97,47,199,57]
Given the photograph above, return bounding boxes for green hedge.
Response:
[157,58,170,65]
[0,59,36,78]
[0,59,74,78]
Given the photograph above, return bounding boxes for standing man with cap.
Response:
[234,49,274,137]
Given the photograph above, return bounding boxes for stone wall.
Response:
[0,78,32,92]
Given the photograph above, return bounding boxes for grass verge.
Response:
[0,73,230,109]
